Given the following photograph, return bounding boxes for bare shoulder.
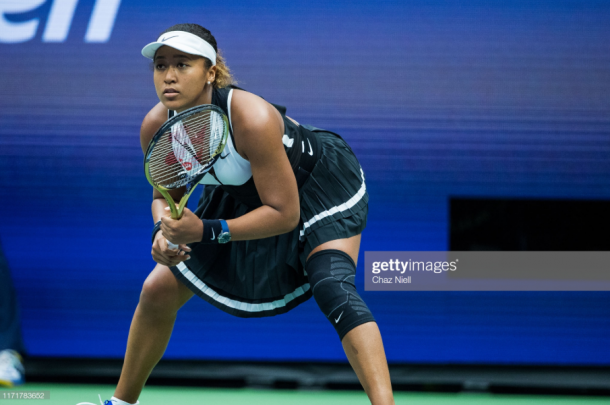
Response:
[230,89,284,158]
[140,102,168,154]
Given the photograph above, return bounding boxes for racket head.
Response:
[145,104,229,191]
[144,104,229,218]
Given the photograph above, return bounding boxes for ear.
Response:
[207,65,217,84]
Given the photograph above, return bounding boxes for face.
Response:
[153,45,216,112]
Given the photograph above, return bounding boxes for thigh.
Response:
[307,233,361,265]
[300,204,367,268]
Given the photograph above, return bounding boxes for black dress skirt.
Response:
[169,129,368,318]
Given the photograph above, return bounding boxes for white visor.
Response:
[141,31,217,65]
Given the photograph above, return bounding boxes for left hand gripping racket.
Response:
[144,104,229,250]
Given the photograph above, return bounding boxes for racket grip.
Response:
[166,239,179,250]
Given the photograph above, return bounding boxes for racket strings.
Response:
[148,111,226,188]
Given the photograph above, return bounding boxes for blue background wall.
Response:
[0,0,609,364]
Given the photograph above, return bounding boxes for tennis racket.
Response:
[144,104,229,250]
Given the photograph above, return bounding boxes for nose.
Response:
[164,66,177,83]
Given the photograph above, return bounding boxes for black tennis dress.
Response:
[168,86,369,318]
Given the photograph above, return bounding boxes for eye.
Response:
[178,62,188,68]
[155,63,166,70]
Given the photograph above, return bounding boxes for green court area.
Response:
[1,384,609,405]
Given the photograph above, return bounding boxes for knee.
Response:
[306,249,376,341]
[139,266,182,314]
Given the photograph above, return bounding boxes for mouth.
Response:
[164,88,179,97]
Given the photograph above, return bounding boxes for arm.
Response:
[160,90,300,244]
[140,102,186,222]
[141,102,192,265]
[227,90,300,240]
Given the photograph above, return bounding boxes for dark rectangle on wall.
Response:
[449,198,610,251]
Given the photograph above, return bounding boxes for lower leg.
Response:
[306,237,393,404]
[342,322,394,405]
[114,265,193,404]
[113,304,176,403]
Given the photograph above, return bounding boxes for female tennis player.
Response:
[105,24,394,405]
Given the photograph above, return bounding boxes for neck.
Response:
[176,85,214,113]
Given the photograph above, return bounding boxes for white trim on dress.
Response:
[299,168,367,238]
[176,262,310,313]
[227,88,234,134]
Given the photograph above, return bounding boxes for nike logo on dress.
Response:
[307,139,314,156]
[161,35,178,42]
[211,228,216,240]
[282,134,294,148]
[335,311,344,323]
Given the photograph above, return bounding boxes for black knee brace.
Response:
[306,249,376,340]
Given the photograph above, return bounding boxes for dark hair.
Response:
[158,23,236,88]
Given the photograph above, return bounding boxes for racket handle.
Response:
[166,239,179,250]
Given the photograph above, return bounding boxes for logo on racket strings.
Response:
[171,121,203,175]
